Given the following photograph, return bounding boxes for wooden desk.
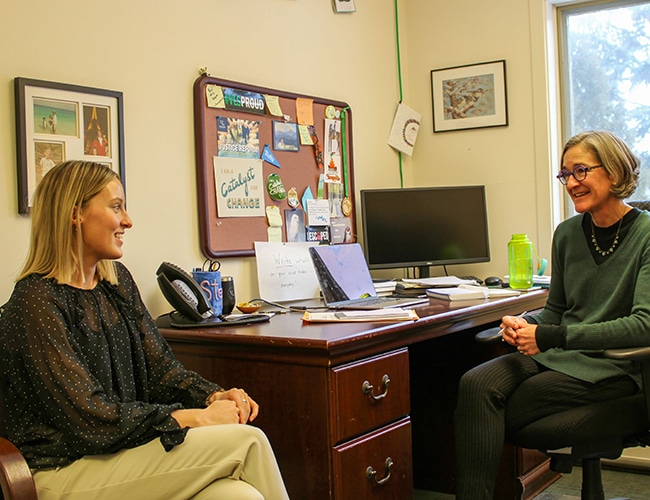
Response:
[161,290,555,499]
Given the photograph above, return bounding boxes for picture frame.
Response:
[14,77,125,214]
[272,121,300,152]
[430,60,508,133]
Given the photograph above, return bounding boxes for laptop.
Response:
[309,244,428,310]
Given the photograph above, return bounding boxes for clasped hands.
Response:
[172,387,258,428]
[500,315,540,356]
[206,387,259,424]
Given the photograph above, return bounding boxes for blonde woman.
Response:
[0,161,288,499]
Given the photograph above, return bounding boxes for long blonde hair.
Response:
[19,160,120,284]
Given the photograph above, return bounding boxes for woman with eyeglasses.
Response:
[454,130,650,499]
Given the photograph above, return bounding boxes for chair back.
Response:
[0,305,5,438]
[629,200,650,212]
[0,377,5,439]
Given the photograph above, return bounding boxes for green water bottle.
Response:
[508,234,533,289]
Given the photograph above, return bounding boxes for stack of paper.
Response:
[373,280,397,296]
[402,276,480,288]
[302,308,418,323]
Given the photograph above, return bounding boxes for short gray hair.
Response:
[562,130,640,199]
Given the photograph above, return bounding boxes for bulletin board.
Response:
[193,74,355,258]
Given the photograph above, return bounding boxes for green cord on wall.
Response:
[394,0,404,187]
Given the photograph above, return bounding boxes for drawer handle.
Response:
[366,457,394,486]
[362,374,390,400]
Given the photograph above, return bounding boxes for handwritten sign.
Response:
[306,199,330,226]
[254,241,320,301]
[205,85,225,108]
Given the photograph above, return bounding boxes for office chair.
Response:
[476,327,650,500]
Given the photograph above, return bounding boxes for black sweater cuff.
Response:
[535,324,567,352]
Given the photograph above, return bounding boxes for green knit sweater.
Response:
[531,210,650,387]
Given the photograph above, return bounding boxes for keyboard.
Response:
[457,275,483,285]
[330,295,428,310]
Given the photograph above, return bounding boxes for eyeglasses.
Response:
[556,164,603,185]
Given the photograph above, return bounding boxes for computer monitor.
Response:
[360,186,490,278]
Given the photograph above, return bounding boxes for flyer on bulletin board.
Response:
[216,116,261,159]
[213,157,265,217]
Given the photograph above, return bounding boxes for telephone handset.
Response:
[156,261,272,329]
[156,262,214,322]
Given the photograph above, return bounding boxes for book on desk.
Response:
[426,284,521,301]
[302,308,419,323]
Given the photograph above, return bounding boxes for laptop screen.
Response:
[309,244,377,304]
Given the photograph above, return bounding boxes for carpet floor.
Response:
[413,466,650,499]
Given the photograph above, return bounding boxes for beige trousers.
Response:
[33,424,290,500]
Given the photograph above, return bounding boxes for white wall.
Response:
[1,0,404,314]
[0,0,555,315]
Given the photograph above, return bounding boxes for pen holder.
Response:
[192,270,222,316]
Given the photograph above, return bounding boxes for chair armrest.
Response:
[475,326,502,343]
[0,436,38,500]
[604,346,650,361]
[475,331,650,361]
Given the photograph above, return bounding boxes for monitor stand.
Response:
[416,265,431,279]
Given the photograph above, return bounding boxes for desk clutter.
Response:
[154,252,552,328]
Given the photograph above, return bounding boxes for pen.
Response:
[498,310,528,336]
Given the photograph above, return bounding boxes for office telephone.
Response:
[155,262,271,329]
[156,262,214,322]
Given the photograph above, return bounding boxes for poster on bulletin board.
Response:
[193,73,356,258]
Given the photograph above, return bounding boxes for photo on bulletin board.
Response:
[285,209,306,242]
[14,77,125,214]
[273,121,300,152]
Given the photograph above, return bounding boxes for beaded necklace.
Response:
[590,217,624,256]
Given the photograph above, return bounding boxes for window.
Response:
[559,0,650,204]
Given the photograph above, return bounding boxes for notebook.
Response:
[308,244,428,310]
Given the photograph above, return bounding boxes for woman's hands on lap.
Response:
[500,316,540,356]
[171,387,258,428]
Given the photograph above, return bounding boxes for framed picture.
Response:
[430,60,508,133]
[332,0,356,13]
[273,121,300,152]
[14,77,125,214]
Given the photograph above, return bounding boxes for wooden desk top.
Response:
[160,290,548,367]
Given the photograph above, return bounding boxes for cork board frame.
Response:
[193,75,355,258]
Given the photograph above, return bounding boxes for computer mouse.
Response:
[484,276,503,287]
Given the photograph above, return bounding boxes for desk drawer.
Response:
[331,348,409,443]
[333,417,412,499]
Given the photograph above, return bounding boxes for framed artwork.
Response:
[14,77,125,214]
[430,60,508,133]
[332,0,356,13]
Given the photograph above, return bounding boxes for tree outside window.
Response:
[561,0,650,200]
